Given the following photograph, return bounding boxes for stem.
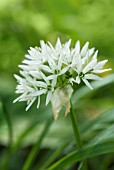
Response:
[70,99,88,170]
[70,100,82,149]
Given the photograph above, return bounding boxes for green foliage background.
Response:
[0,0,114,170]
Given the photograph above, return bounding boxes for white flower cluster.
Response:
[14,38,111,111]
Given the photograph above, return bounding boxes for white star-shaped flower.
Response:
[14,38,111,115]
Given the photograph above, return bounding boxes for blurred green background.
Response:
[0,0,114,170]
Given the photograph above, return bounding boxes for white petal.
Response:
[28,49,35,58]
[13,96,21,103]
[72,52,77,64]
[58,54,63,70]
[30,47,38,52]
[55,38,62,49]
[94,60,108,70]
[48,41,56,54]
[40,72,50,85]
[60,66,69,75]
[37,96,40,108]
[29,47,39,58]
[52,75,57,87]
[75,76,81,84]
[14,74,23,82]
[29,71,42,79]
[89,48,95,56]
[26,86,34,91]
[76,54,82,73]
[82,78,93,90]
[75,40,80,53]
[26,97,36,111]
[92,68,112,74]
[20,72,33,82]
[34,81,47,88]
[40,65,53,73]
[19,70,26,77]
[92,50,98,60]
[13,92,28,103]
[31,89,47,97]
[65,39,71,48]
[69,78,75,85]
[82,51,89,65]
[84,74,102,80]
[19,65,30,71]
[83,59,97,74]
[81,42,89,57]
[66,53,71,63]
[25,54,33,60]
[48,57,56,70]
[40,40,47,53]
[47,75,55,80]
[46,90,52,105]
[19,96,33,101]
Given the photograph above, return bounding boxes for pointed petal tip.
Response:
[82,78,93,90]
[81,41,90,57]
[66,38,72,42]
[57,37,60,41]
[14,74,17,78]
[56,37,61,43]
[13,98,18,103]
[30,47,34,50]
[76,40,80,44]
[54,113,58,120]
[75,40,80,53]
[46,91,52,106]
[46,99,50,106]
[13,100,16,104]
[25,104,31,111]
[25,106,30,111]
[91,87,93,90]
[83,41,89,48]
[105,68,112,72]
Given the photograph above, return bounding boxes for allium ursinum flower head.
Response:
[14,38,111,119]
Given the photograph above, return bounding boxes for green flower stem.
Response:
[70,99,88,170]
[70,100,82,149]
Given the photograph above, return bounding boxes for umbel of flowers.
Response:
[14,38,111,118]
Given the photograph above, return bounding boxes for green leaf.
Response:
[48,141,114,170]
[36,140,70,170]
[80,108,114,145]
[22,118,53,170]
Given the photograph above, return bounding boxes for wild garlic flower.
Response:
[14,38,111,112]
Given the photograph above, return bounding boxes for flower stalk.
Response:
[70,99,82,149]
[70,100,88,170]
